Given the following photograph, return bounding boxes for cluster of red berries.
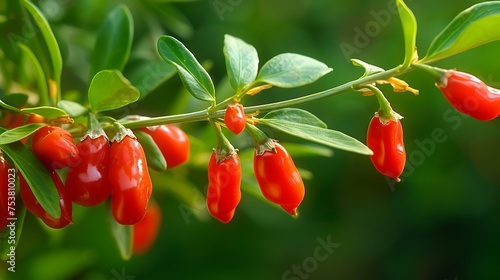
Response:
[0,114,188,254]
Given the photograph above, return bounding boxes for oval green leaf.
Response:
[262,108,327,128]
[223,35,259,92]
[88,70,140,113]
[0,123,45,145]
[258,119,373,155]
[135,129,167,171]
[21,106,68,119]
[57,100,89,118]
[422,2,500,63]
[157,36,215,102]
[89,4,134,79]
[256,53,332,88]
[106,201,132,260]
[0,129,61,218]
[397,0,417,68]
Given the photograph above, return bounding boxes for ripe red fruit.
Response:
[366,113,406,182]
[437,70,500,121]
[224,103,246,135]
[139,125,190,169]
[31,126,79,169]
[133,201,162,255]
[19,166,73,229]
[109,134,152,225]
[206,151,241,223]
[253,141,305,216]
[66,135,111,206]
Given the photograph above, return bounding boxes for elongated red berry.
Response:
[437,70,500,121]
[366,113,406,182]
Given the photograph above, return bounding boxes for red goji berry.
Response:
[19,166,73,229]
[133,200,162,255]
[32,126,79,169]
[253,141,304,216]
[206,151,241,223]
[109,129,152,225]
[139,125,190,169]
[366,113,406,182]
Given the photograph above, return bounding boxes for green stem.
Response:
[365,85,393,119]
[209,119,235,162]
[116,65,414,130]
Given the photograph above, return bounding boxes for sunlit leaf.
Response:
[397,0,417,68]
[262,108,326,128]
[157,36,215,102]
[21,106,68,119]
[256,53,332,88]
[88,70,140,113]
[0,123,45,145]
[223,35,259,92]
[258,119,373,155]
[57,100,89,118]
[422,2,500,63]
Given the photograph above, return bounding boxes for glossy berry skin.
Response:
[32,126,79,169]
[206,152,241,223]
[0,155,10,231]
[109,136,152,225]
[437,70,500,121]
[133,201,162,255]
[253,142,304,216]
[224,103,246,135]
[66,135,111,206]
[139,125,190,169]
[19,166,73,229]
[366,115,406,182]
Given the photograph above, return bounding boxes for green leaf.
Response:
[89,4,134,79]
[88,70,140,113]
[257,119,373,155]
[18,43,49,105]
[4,93,28,108]
[396,0,417,68]
[277,143,333,158]
[351,59,385,78]
[157,36,215,102]
[22,0,62,99]
[256,53,332,88]
[107,201,133,260]
[135,129,167,171]
[129,60,177,100]
[223,35,259,92]
[262,108,326,128]
[0,99,22,113]
[148,3,193,38]
[0,123,45,145]
[0,128,60,218]
[422,2,500,63]
[21,106,68,119]
[57,100,89,118]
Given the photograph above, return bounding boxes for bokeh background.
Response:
[2,0,500,279]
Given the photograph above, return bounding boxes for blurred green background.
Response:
[2,0,500,279]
